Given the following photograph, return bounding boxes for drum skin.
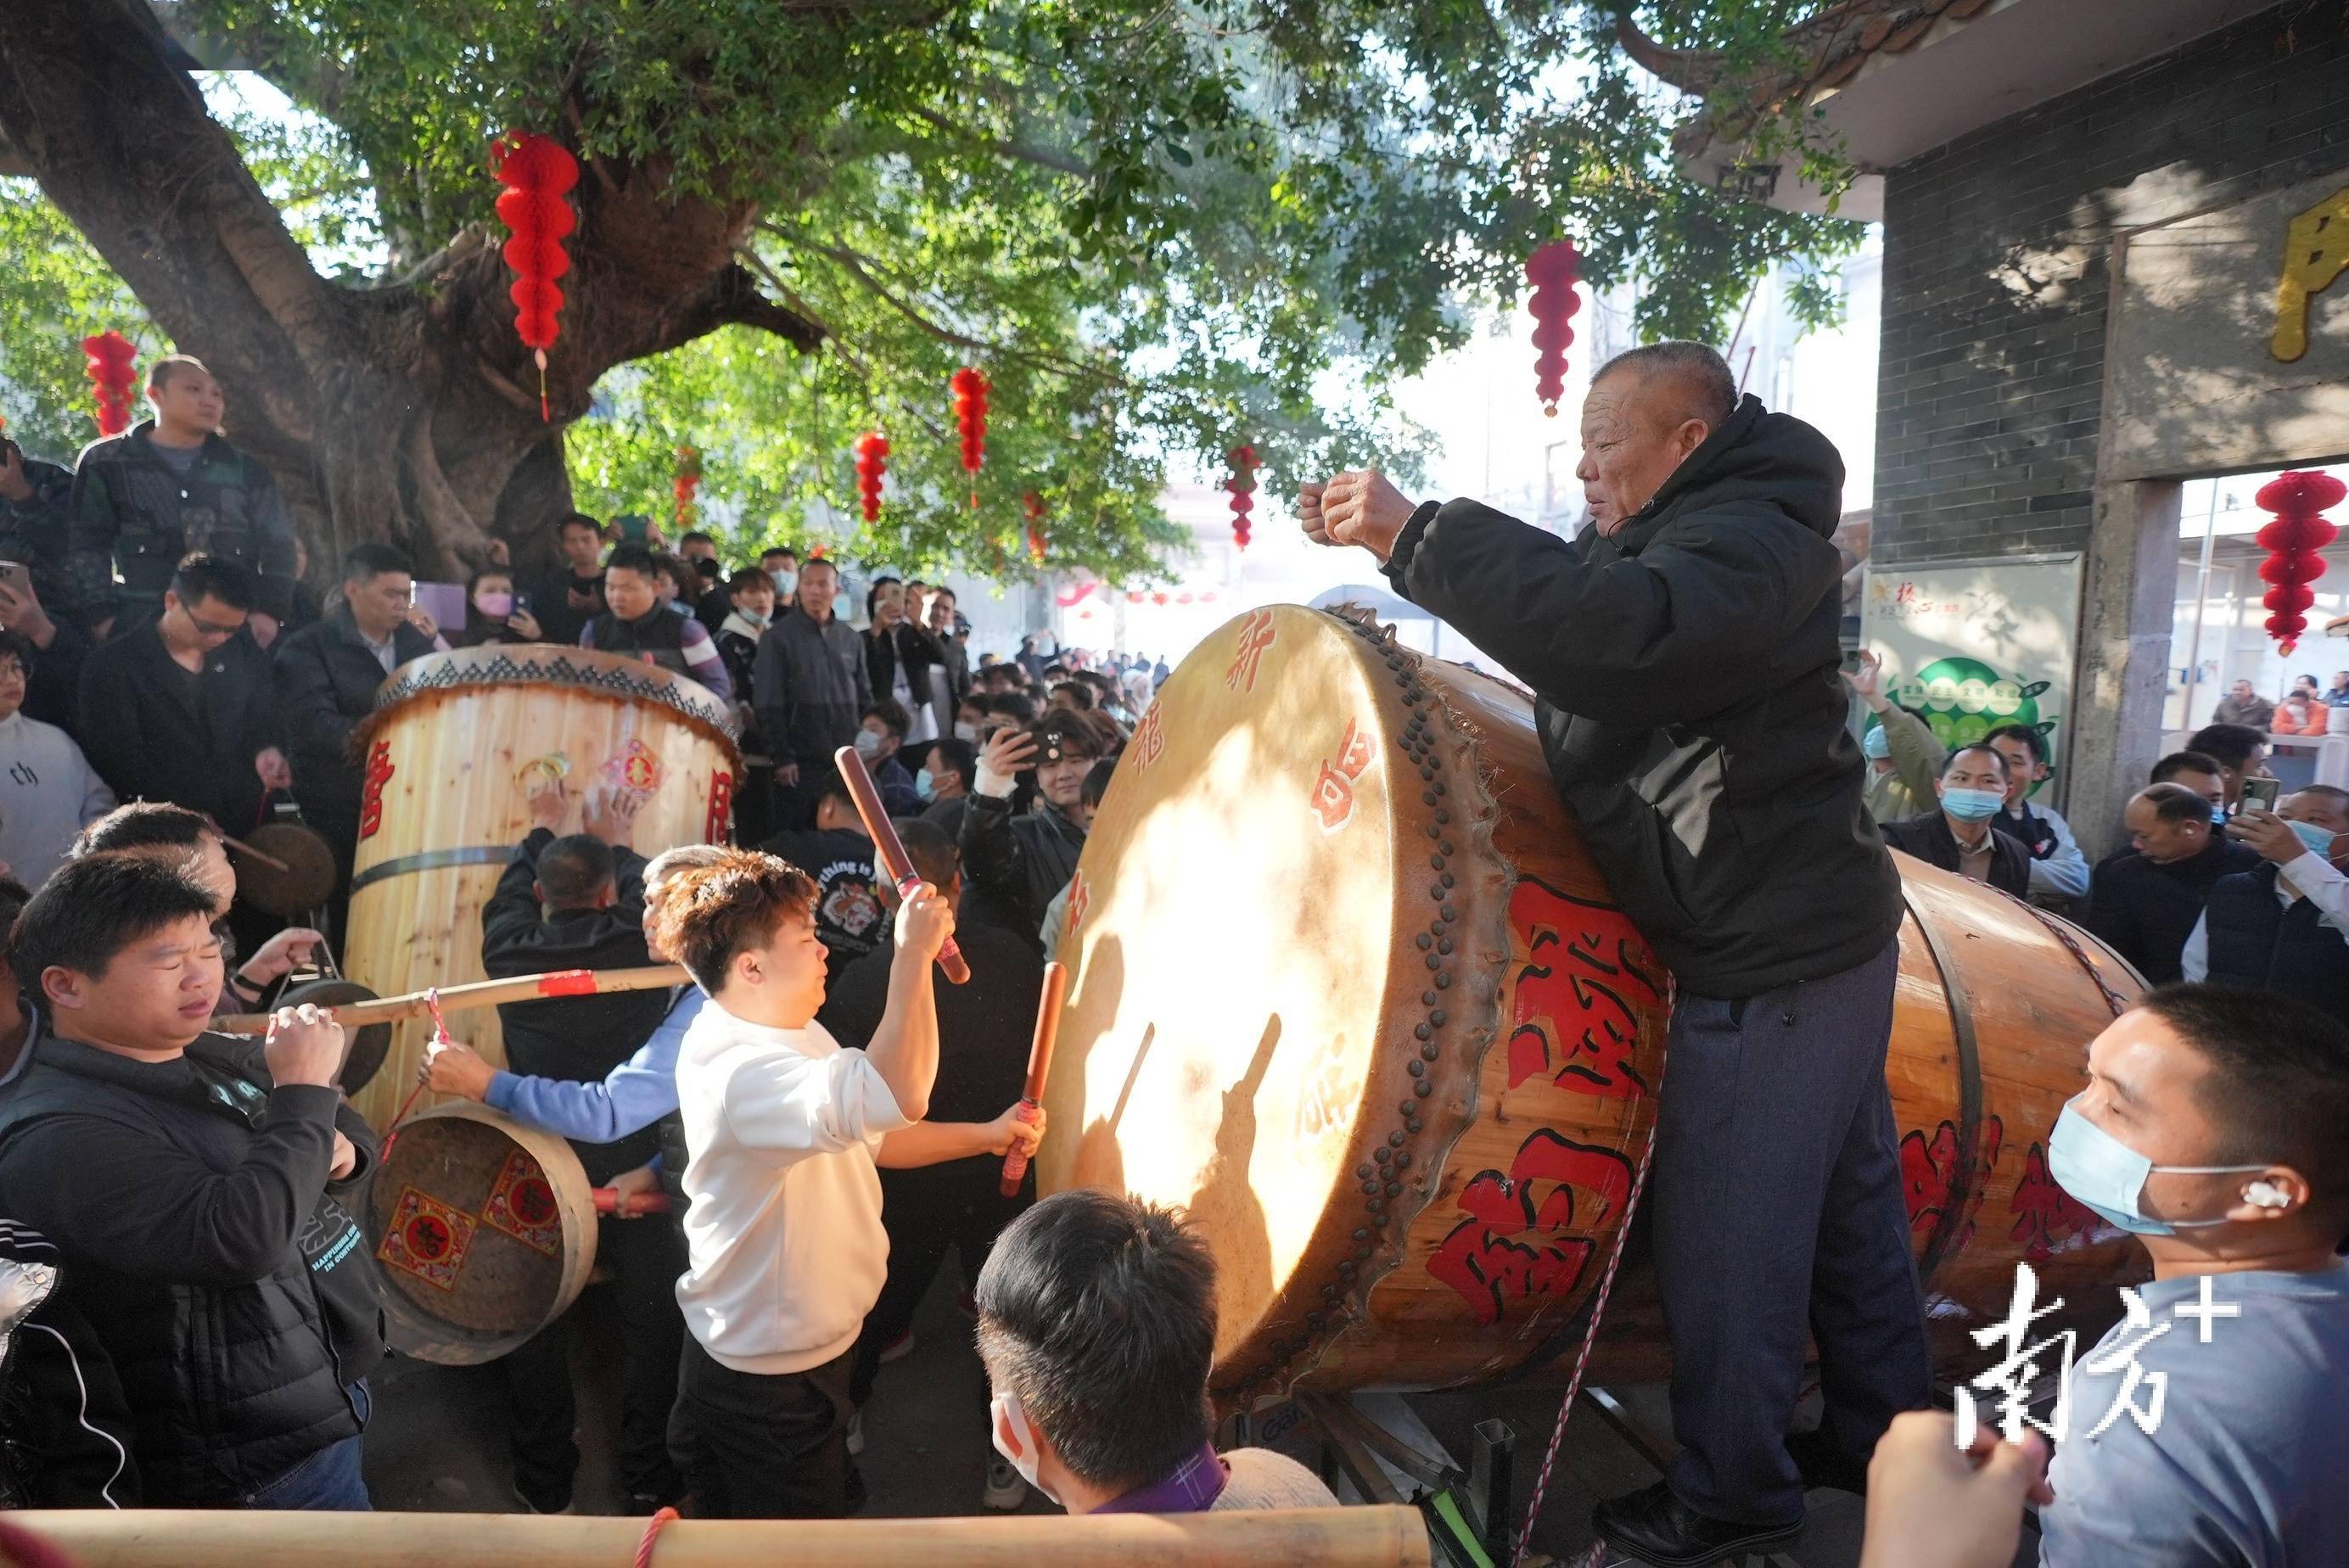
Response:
[365,1101,599,1365]
[1040,606,2147,1401]
[344,645,740,1129]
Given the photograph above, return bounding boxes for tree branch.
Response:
[903,104,1092,177]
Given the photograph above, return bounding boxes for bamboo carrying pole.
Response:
[210,965,688,1037]
[2,1507,1430,1567]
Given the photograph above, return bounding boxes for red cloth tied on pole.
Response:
[951,367,988,508]
[855,432,889,524]
[81,331,140,437]
[1526,238,1583,417]
[1022,490,1047,564]
[674,445,701,530]
[2256,470,2346,654]
[491,132,580,423]
[1225,443,1259,551]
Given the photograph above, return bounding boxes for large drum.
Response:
[1040,605,2147,1400]
[366,1101,599,1364]
[345,645,740,1128]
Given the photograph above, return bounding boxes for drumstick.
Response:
[211,963,687,1035]
[218,833,294,874]
[999,961,1068,1198]
[591,1186,675,1218]
[833,745,972,985]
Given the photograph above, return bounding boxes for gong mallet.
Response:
[833,745,972,984]
[211,963,688,1036]
[998,960,1068,1197]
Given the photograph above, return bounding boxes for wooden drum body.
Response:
[1041,606,2146,1402]
[366,1102,599,1364]
[345,646,740,1128]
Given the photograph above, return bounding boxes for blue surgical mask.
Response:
[1941,787,2004,822]
[2212,805,2228,826]
[2288,820,2339,858]
[1862,726,1892,761]
[915,770,937,803]
[2047,1100,2268,1236]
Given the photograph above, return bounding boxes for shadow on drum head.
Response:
[1184,1015,1278,1357]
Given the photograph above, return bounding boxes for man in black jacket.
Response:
[1303,341,1922,1564]
[478,782,682,1514]
[76,555,287,842]
[2184,787,2349,1011]
[0,854,382,1507]
[865,576,948,745]
[272,543,439,946]
[2086,784,2259,984]
[754,557,869,830]
[1879,745,2033,898]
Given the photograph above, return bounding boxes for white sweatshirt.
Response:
[672,1001,911,1375]
[0,712,114,888]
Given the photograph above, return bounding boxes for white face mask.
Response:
[954,720,979,743]
[775,570,799,598]
[853,729,885,761]
[989,1389,1054,1502]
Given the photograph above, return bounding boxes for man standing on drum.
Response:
[1303,341,1926,1567]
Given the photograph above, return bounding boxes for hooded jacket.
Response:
[1383,395,1903,998]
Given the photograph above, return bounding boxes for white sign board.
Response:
[1860,554,2083,795]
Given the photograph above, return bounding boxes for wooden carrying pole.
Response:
[833,743,971,984]
[211,965,687,1037]
[2,1507,1429,1567]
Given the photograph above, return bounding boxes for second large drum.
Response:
[344,646,741,1129]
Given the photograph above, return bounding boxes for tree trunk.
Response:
[0,0,819,580]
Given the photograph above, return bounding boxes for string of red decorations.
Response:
[2255,469,2346,654]
[951,367,989,509]
[491,132,580,423]
[1525,238,1583,417]
[1225,443,1259,552]
[854,432,889,524]
[673,445,702,530]
[1022,490,1048,564]
[81,332,140,437]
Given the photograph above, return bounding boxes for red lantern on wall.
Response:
[81,331,140,437]
[1022,490,1048,564]
[1525,238,1584,417]
[491,132,580,423]
[854,432,889,524]
[951,367,989,508]
[1225,443,1259,551]
[2255,470,2346,654]
[674,445,702,530]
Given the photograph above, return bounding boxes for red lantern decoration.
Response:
[674,445,702,530]
[81,331,140,437]
[855,432,889,524]
[1023,490,1048,564]
[1225,443,1259,552]
[2254,470,2346,655]
[1525,238,1584,417]
[491,132,580,423]
[951,367,989,509]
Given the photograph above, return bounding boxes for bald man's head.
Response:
[1576,342,1739,534]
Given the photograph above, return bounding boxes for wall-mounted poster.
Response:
[1860,554,2083,799]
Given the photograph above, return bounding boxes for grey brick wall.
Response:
[1874,2,2348,566]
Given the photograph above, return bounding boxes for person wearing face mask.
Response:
[2181,786,2349,1000]
[1879,746,2031,897]
[917,738,976,839]
[853,699,922,816]
[2085,785,2260,985]
[975,1190,1337,1516]
[756,547,799,610]
[1845,652,1944,826]
[451,568,544,647]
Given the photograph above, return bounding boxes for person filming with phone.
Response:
[2179,784,2349,1001]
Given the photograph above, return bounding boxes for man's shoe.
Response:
[1785,1426,1871,1495]
[1590,1481,1802,1568]
[982,1457,1027,1511]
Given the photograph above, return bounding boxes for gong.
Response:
[233,820,339,917]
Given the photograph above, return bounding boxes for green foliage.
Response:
[0,189,158,460]
[12,0,1864,573]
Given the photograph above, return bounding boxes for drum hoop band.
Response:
[1899,883,1984,1286]
[350,845,517,896]
[366,649,743,744]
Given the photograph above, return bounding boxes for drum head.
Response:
[274,978,393,1095]
[235,822,339,916]
[1041,606,1436,1380]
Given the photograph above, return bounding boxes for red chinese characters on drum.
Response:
[1902,1116,2004,1252]
[480,1150,563,1259]
[359,740,395,841]
[1065,870,1091,940]
[1130,703,1166,771]
[1310,717,1376,833]
[1427,877,1662,1325]
[1225,608,1277,693]
[2010,1139,2107,1263]
[378,1184,475,1291]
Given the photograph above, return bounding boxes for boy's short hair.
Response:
[70,801,215,860]
[727,568,775,597]
[2151,750,2223,786]
[648,849,820,994]
[555,511,603,539]
[1982,722,2048,766]
[974,1191,1216,1493]
[14,854,219,992]
[988,692,1036,725]
[2185,724,2265,771]
[605,543,658,580]
[171,552,257,611]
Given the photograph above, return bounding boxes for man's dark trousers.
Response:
[1653,936,1929,1525]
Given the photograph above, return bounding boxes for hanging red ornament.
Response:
[1023,490,1048,564]
[855,432,889,524]
[491,132,580,423]
[1225,443,1259,552]
[81,331,140,437]
[2254,470,2346,655]
[673,445,702,530]
[950,367,989,510]
[1525,238,1584,417]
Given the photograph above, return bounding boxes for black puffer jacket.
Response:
[1385,395,1902,998]
[0,1030,384,1503]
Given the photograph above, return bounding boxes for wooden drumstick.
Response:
[210,963,687,1035]
[999,961,1068,1197]
[833,744,972,984]
[217,833,294,874]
